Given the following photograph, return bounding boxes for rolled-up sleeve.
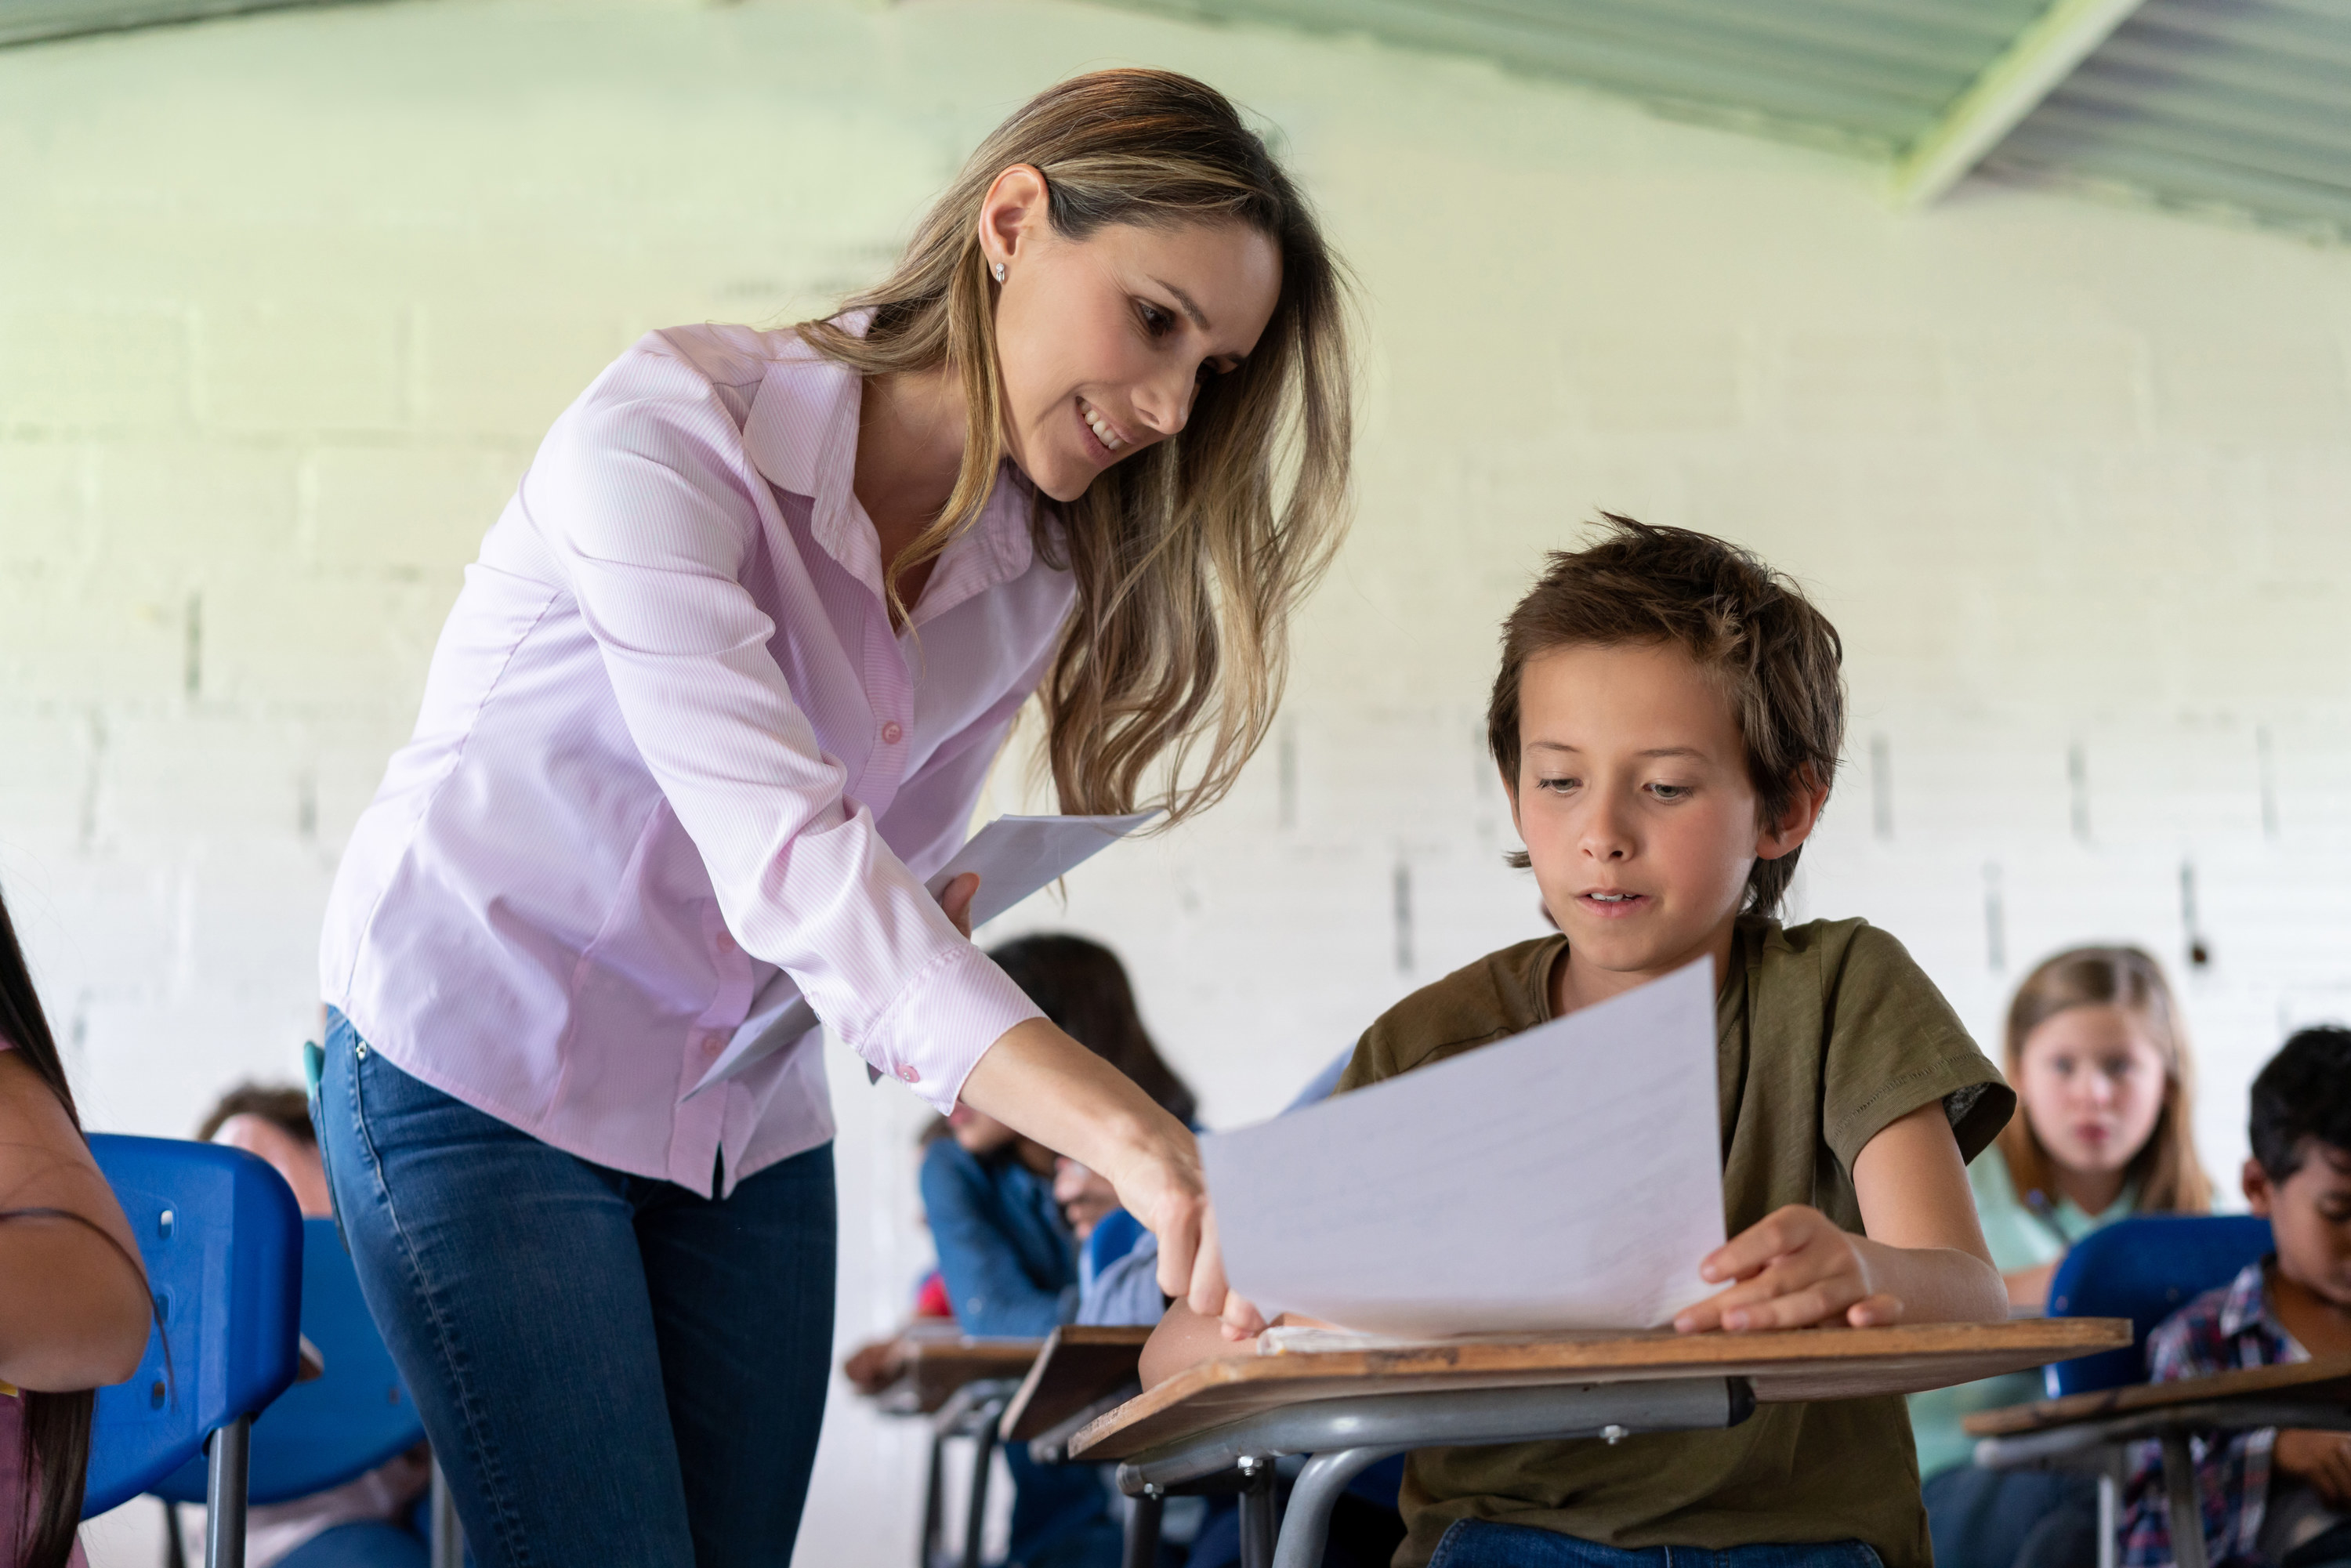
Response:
[520,352,1040,1110]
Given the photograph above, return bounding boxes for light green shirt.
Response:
[1907,1152,2135,1476]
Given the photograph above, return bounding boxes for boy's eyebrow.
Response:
[1524,741,1716,762]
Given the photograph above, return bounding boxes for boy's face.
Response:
[2246,1140,2351,1309]
[1506,640,1812,984]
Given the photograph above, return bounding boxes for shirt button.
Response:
[880,721,904,746]
[895,1063,921,1084]
[715,930,735,954]
[701,1034,725,1059]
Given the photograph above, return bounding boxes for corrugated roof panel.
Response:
[1984,0,2351,240]
[1103,0,2049,147]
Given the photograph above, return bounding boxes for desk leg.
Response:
[962,1407,1004,1568]
[1122,1490,1164,1568]
[2096,1470,2117,1568]
[921,1432,947,1568]
[2159,1433,2208,1568]
[204,1418,250,1568]
[1238,1460,1278,1568]
[1272,1447,1409,1568]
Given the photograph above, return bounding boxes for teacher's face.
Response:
[980,166,1282,504]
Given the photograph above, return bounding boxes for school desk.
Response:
[1002,1325,1155,1454]
[1966,1353,2351,1568]
[856,1327,1046,1568]
[1070,1318,2130,1568]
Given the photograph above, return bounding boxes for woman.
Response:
[314,69,1350,1566]
[1912,945,2212,1568]
[0,882,152,1568]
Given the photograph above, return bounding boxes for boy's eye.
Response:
[1647,783,1692,802]
[1536,776,1579,795]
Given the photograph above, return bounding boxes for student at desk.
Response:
[1146,519,2016,1568]
[1912,947,2212,1568]
[2121,1027,2351,1568]
[925,935,1198,1568]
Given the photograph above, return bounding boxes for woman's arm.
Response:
[0,1052,150,1390]
[1673,1101,2006,1333]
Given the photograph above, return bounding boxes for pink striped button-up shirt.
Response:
[321,321,1063,1195]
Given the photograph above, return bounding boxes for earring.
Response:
[991,261,1007,284]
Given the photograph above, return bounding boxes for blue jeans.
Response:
[315,1012,837,1568]
[1426,1523,1885,1568]
[1921,1465,2094,1568]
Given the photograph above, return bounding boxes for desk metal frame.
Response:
[1109,1376,1755,1568]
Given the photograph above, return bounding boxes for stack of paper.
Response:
[1201,957,1726,1337]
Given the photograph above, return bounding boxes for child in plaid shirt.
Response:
[2123,1027,2351,1568]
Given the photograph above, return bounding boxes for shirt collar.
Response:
[2218,1256,2278,1341]
[739,315,1045,618]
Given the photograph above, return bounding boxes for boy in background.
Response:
[2123,1028,2351,1568]
[1146,517,2015,1568]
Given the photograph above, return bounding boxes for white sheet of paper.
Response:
[1200,956,1726,1336]
[681,811,1160,1100]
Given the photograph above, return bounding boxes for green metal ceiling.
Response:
[1107,0,2351,241]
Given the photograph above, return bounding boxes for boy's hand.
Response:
[1674,1204,1904,1333]
[2276,1430,2351,1505]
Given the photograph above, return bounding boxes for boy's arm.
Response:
[1140,1298,1255,1389]
[1674,1101,2006,1333]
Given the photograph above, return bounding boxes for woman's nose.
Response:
[1134,372,1196,438]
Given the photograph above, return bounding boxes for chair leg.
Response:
[203,1418,251,1568]
[429,1459,465,1568]
[160,1498,187,1568]
[2096,1469,2119,1568]
[1121,1490,1164,1568]
[1273,1447,1408,1568]
[1238,1459,1278,1568]
[2160,1432,2210,1568]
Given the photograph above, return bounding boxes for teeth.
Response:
[1081,401,1123,449]
[1591,893,1632,902]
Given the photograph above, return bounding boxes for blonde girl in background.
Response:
[1914,946,2214,1568]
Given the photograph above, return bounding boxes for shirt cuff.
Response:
[849,943,1043,1114]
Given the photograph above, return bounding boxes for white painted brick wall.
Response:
[2,2,2347,1563]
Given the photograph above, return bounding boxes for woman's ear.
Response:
[976,164,1050,273]
[1755,765,1831,862]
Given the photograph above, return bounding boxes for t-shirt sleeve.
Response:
[1820,923,2016,1175]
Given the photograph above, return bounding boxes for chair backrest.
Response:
[152,1217,425,1506]
[83,1135,304,1518]
[2044,1212,2273,1397]
[1084,1208,1147,1285]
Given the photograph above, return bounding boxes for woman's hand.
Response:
[1675,1204,1901,1333]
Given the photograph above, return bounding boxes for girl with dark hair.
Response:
[920,934,1197,1568]
[0,882,152,1568]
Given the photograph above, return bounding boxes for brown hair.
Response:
[1995,946,2212,1215]
[1484,516,1846,917]
[195,1084,313,1147]
[0,883,144,1568]
[799,68,1353,824]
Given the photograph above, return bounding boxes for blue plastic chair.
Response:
[2044,1213,2275,1397]
[1975,1213,2278,1568]
[84,1135,303,1568]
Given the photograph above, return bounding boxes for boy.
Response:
[1147,517,2015,1568]
[2123,1027,2351,1568]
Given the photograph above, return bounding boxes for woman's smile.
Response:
[1077,395,1130,462]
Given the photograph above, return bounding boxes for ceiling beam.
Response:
[1889,0,2150,206]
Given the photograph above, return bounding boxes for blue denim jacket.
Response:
[918,1136,1078,1337]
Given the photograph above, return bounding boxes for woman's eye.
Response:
[1136,301,1175,338]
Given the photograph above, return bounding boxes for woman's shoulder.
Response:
[639,322,821,395]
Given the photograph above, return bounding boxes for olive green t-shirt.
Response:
[1334,915,2015,1568]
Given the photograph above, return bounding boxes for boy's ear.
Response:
[2242,1156,2273,1218]
[1754,764,1831,863]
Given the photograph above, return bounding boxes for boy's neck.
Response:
[1550,906,1744,1018]
[2268,1260,2351,1358]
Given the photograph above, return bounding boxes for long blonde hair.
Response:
[1995,945,2213,1215]
[798,69,1353,821]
